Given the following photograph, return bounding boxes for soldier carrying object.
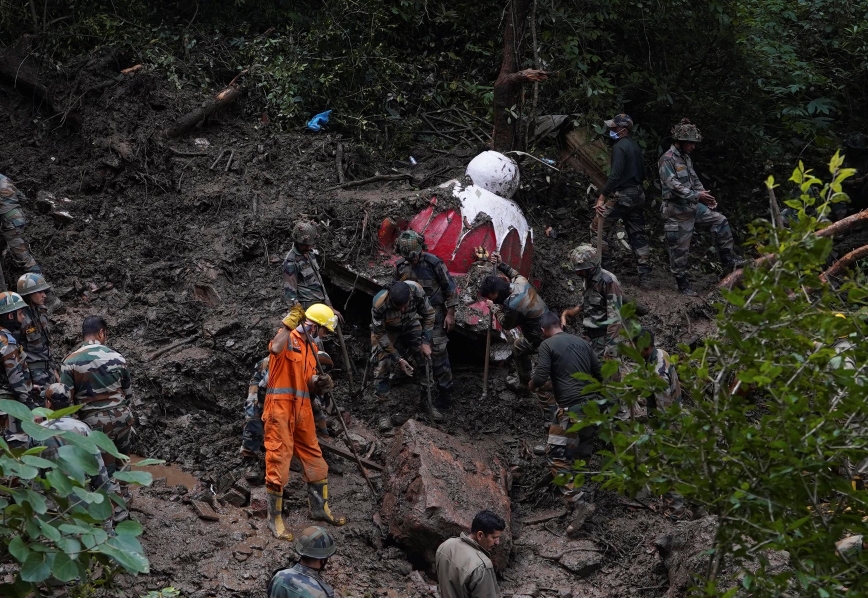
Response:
[0,175,41,288]
[264,303,346,541]
[282,220,343,330]
[658,118,736,296]
[268,526,340,598]
[60,315,133,480]
[370,280,440,421]
[0,291,41,438]
[15,273,57,390]
[394,230,458,413]
[529,311,602,503]
[478,253,549,390]
[593,114,651,285]
[560,244,624,360]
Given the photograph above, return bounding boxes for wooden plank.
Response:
[318,438,384,472]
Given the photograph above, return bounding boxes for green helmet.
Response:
[396,230,425,260]
[295,526,337,559]
[0,292,28,315]
[293,221,318,246]
[672,118,702,142]
[17,273,50,296]
[569,244,599,271]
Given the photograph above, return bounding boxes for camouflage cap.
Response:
[292,220,319,245]
[569,244,599,271]
[295,526,337,559]
[604,114,633,129]
[396,230,425,259]
[0,291,27,315]
[672,118,702,142]
[17,272,50,296]
[45,383,72,409]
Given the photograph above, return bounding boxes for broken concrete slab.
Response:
[380,419,512,570]
[192,499,220,521]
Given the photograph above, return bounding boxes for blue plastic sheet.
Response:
[306,110,332,132]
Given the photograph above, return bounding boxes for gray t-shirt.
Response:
[532,332,601,406]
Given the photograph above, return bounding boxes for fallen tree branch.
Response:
[147,335,198,361]
[820,244,868,283]
[720,209,868,289]
[165,70,248,138]
[325,173,411,191]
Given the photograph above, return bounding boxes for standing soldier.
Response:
[264,304,345,541]
[0,292,40,434]
[478,253,549,390]
[0,175,42,287]
[282,220,342,330]
[60,315,133,479]
[268,526,339,598]
[394,230,458,412]
[370,281,439,420]
[592,114,651,285]
[560,245,624,360]
[658,118,736,296]
[239,356,269,458]
[15,273,56,390]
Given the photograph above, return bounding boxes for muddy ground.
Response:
[0,60,726,597]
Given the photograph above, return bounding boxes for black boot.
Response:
[638,272,650,289]
[433,387,453,412]
[718,248,736,276]
[675,274,698,297]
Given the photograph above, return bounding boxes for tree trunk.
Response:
[492,0,535,152]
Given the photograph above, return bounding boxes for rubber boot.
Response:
[267,489,294,541]
[675,275,698,297]
[422,395,445,423]
[307,480,347,526]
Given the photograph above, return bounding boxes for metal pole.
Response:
[309,256,356,394]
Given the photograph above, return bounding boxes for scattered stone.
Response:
[559,548,603,577]
[521,508,567,526]
[380,419,512,570]
[565,501,596,538]
[219,488,247,507]
[191,500,220,521]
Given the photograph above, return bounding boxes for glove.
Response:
[282,304,305,330]
[308,374,334,395]
[244,392,258,409]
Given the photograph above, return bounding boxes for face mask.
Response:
[608,130,620,139]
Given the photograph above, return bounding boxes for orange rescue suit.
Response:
[263,327,328,493]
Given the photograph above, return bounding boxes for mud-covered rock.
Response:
[379,419,512,570]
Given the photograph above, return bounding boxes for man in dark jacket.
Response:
[592,114,651,285]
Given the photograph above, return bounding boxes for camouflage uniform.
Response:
[0,326,39,437]
[61,340,133,475]
[241,357,269,454]
[492,262,549,384]
[658,146,734,276]
[39,416,112,492]
[395,252,458,397]
[15,304,56,389]
[267,562,337,598]
[578,267,624,359]
[645,347,681,413]
[371,281,435,399]
[0,175,41,277]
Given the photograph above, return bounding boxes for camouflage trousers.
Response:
[81,406,133,475]
[546,404,597,499]
[514,320,545,384]
[29,362,59,391]
[431,306,452,392]
[372,325,432,399]
[591,189,651,274]
[662,201,733,277]
[584,333,621,381]
[0,207,39,275]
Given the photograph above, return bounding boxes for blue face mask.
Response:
[609,130,620,139]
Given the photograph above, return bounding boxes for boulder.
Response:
[380,419,512,570]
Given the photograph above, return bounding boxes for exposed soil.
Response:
[0,58,726,597]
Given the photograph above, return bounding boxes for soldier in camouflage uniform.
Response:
[394,230,458,411]
[15,273,56,389]
[0,175,42,286]
[371,281,438,418]
[282,220,342,329]
[658,119,735,296]
[61,315,133,477]
[638,328,681,415]
[560,245,624,360]
[268,526,339,598]
[479,253,549,389]
[0,291,41,437]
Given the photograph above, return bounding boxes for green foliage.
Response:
[142,588,180,598]
[571,154,868,596]
[0,401,158,597]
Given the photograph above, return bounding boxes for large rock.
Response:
[380,419,512,570]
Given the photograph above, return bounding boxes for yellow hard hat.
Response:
[834,313,846,319]
[305,303,337,332]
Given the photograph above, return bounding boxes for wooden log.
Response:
[820,243,868,283]
[165,71,247,138]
